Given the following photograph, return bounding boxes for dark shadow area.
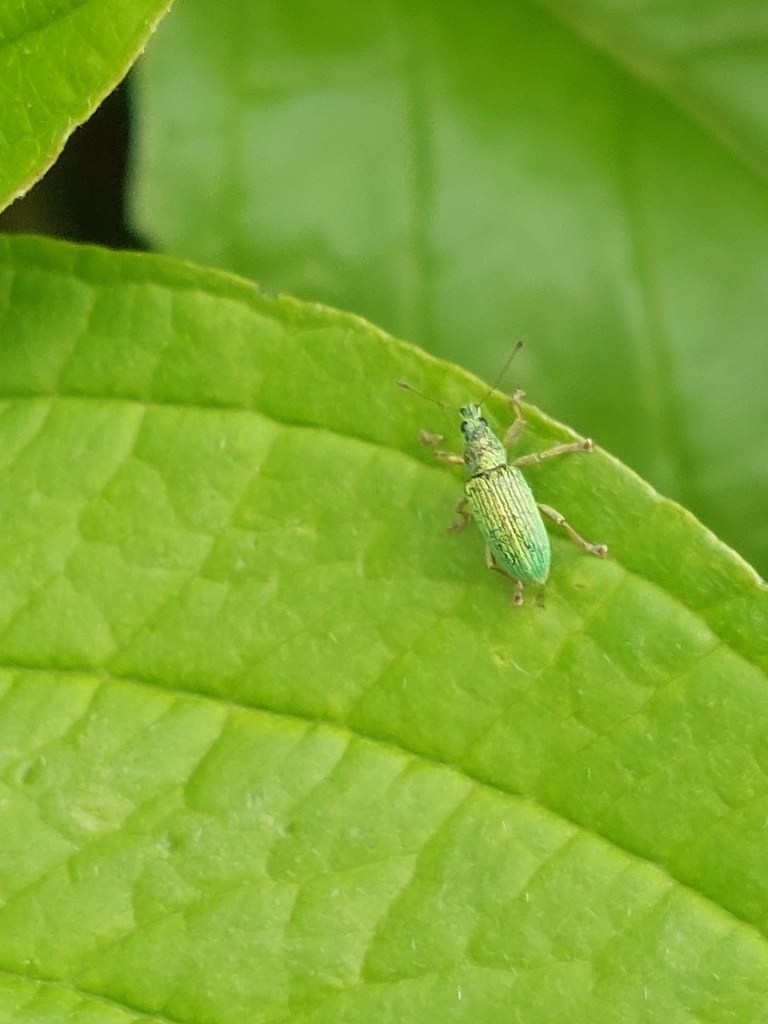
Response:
[0,76,148,251]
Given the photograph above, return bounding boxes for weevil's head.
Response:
[460,404,507,475]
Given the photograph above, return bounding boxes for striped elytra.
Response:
[465,464,550,584]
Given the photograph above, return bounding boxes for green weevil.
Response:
[399,350,608,605]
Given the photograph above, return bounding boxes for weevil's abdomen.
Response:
[466,466,551,584]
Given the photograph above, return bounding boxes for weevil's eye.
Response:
[460,422,468,435]
[479,417,488,427]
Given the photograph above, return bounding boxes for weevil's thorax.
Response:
[460,404,507,477]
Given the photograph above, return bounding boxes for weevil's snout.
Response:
[459,403,488,440]
[460,403,509,475]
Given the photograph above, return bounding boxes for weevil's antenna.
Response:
[477,339,524,407]
[397,380,455,413]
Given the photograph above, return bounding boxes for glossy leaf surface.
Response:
[0,0,172,210]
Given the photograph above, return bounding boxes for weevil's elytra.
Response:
[399,371,608,606]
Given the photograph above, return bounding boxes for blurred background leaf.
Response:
[124,0,768,575]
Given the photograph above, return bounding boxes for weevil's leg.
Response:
[537,503,608,557]
[512,437,595,468]
[450,496,472,533]
[502,389,527,450]
[485,546,524,605]
[418,431,465,465]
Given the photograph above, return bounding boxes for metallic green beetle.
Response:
[401,377,608,605]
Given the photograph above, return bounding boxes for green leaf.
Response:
[0,233,767,1021]
[540,0,768,179]
[130,0,768,578]
[0,0,173,211]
